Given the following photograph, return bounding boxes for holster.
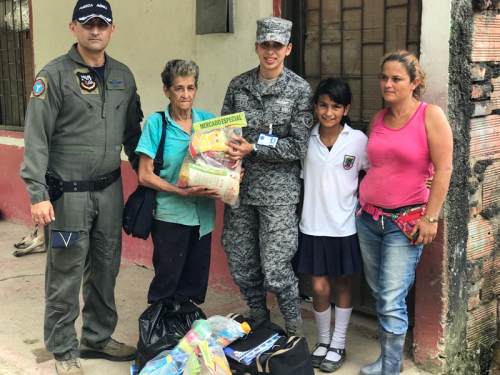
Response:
[45,169,63,203]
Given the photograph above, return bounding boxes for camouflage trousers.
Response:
[222,203,302,323]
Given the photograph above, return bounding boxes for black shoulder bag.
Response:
[122,112,167,240]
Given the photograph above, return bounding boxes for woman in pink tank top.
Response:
[356,51,453,375]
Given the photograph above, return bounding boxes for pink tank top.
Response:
[359,102,433,209]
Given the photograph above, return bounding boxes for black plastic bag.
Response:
[136,296,206,371]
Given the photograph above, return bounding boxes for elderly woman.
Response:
[135,60,220,305]
[356,51,453,375]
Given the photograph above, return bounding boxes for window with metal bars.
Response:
[0,0,32,131]
[303,0,422,131]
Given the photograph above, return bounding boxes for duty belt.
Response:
[45,168,121,202]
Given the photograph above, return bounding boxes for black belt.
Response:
[47,168,121,195]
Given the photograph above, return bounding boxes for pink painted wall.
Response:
[413,221,445,367]
[0,130,238,293]
[0,132,31,225]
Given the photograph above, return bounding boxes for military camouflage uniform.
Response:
[221,66,313,323]
[20,44,142,360]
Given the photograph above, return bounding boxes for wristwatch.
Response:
[251,143,258,157]
[424,214,438,223]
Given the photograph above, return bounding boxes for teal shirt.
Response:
[135,105,216,237]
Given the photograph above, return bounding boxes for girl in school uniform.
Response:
[296,77,370,373]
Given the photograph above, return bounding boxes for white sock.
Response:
[312,305,331,357]
[326,306,352,362]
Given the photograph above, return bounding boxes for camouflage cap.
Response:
[256,17,292,45]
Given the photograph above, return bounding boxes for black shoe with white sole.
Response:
[319,347,346,373]
[311,342,330,368]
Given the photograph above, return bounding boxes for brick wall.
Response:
[468,0,500,357]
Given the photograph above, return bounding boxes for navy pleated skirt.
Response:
[296,232,363,277]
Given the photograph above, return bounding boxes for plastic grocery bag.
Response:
[136,296,206,372]
[183,341,232,375]
[139,350,172,375]
[177,113,247,208]
[207,316,250,347]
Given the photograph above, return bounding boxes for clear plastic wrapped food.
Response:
[177,113,247,208]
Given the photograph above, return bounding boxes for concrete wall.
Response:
[31,0,272,118]
[412,0,454,371]
[0,0,275,294]
[419,0,452,110]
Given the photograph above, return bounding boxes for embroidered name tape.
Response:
[107,79,124,90]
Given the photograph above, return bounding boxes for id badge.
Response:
[257,133,279,148]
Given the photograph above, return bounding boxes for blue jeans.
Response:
[356,208,423,335]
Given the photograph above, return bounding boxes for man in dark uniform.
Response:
[20,1,142,374]
[222,17,314,337]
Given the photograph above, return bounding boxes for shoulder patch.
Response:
[302,112,314,127]
[31,78,48,99]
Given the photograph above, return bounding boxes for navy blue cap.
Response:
[72,1,113,25]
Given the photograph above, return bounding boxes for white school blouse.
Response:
[299,123,370,237]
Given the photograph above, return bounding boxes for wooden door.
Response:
[283,0,422,319]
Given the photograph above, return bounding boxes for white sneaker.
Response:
[55,358,83,375]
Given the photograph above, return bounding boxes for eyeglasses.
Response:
[81,20,110,30]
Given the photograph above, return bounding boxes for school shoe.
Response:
[250,309,271,323]
[79,338,136,361]
[310,342,330,367]
[55,358,83,375]
[319,347,346,373]
[285,320,305,337]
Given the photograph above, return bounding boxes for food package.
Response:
[183,341,232,375]
[140,320,213,375]
[178,113,246,208]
